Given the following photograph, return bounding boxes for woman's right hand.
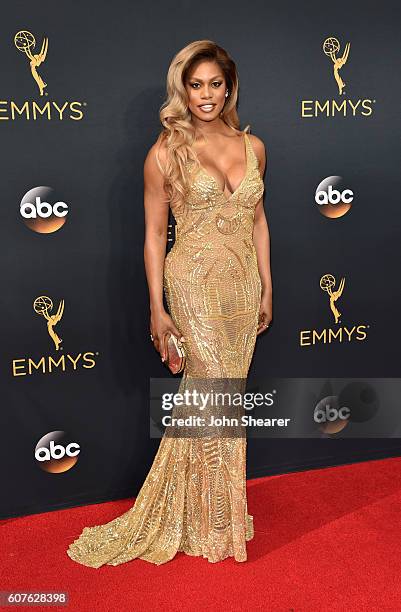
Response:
[150,309,185,362]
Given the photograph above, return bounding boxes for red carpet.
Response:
[1,456,401,611]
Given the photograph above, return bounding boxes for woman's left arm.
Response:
[250,135,273,334]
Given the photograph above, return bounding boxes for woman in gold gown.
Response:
[67,40,272,567]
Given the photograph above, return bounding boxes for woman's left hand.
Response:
[257,291,272,335]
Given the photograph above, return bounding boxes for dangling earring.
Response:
[220,90,229,115]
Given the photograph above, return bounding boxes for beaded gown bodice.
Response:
[163,131,264,378]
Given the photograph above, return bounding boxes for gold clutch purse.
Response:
[165,333,186,374]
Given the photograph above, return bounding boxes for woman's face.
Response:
[185,60,227,123]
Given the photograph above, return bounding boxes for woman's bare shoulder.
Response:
[247,131,267,172]
[247,132,266,154]
[248,131,266,164]
[145,133,168,175]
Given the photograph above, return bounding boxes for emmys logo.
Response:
[301,37,375,118]
[12,295,99,377]
[320,274,345,324]
[300,274,370,346]
[14,30,48,96]
[35,431,80,473]
[33,295,64,351]
[315,176,353,218]
[323,37,350,96]
[0,30,86,121]
[20,186,69,233]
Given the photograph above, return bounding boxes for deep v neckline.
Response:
[198,132,249,202]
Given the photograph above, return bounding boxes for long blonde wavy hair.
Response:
[156,40,247,215]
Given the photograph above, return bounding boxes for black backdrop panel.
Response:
[1,0,400,518]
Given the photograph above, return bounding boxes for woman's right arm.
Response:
[143,138,185,362]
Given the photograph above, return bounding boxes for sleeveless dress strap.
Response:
[226,123,250,135]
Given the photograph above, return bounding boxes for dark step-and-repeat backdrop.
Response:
[1,1,400,518]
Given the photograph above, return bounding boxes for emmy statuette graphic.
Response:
[320,274,345,324]
[323,37,350,95]
[33,296,64,350]
[14,30,48,96]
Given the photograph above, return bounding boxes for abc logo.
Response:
[316,185,353,205]
[315,176,353,218]
[314,395,351,435]
[35,431,80,473]
[20,186,69,234]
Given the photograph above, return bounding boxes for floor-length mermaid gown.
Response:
[66,128,265,567]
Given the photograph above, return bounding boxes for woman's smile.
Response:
[198,103,216,112]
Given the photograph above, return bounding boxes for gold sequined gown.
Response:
[67,129,264,567]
